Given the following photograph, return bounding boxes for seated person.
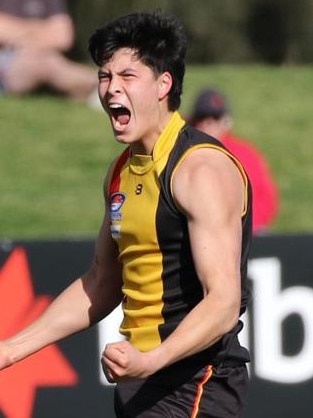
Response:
[0,0,98,103]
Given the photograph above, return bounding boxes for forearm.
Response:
[4,278,91,365]
[149,293,239,371]
[4,272,122,366]
[29,14,74,50]
[101,293,240,381]
[0,13,73,50]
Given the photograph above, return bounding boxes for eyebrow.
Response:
[98,67,138,76]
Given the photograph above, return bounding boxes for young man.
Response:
[189,87,279,234]
[0,11,252,418]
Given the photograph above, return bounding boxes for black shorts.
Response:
[114,363,249,418]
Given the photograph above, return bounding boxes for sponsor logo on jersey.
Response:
[110,192,126,221]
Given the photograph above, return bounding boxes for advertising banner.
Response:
[0,235,312,418]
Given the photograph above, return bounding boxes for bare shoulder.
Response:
[176,146,241,177]
[172,147,245,217]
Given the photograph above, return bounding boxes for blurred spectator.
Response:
[0,0,98,103]
[189,87,279,234]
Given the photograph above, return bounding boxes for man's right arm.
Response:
[0,210,123,371]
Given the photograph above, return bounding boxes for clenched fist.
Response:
[101,341,157,383]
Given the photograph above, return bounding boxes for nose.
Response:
[107,76,122,95]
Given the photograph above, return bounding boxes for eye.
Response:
[98,72,110,82]
[122,72,136,80]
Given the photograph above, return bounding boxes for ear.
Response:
[158,72,173,100]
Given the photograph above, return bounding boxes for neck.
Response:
[131,111,174,156]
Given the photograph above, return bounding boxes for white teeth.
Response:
[109,103,123,109]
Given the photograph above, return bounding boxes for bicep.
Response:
[172,148,243,297]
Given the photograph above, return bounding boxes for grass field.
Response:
[1,65,313,239]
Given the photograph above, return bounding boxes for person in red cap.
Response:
[189,88,279,234]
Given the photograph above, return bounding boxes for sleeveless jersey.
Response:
[109,112,252,365]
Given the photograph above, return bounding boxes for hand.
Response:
[101,341,156,383]
[0,342,13,371]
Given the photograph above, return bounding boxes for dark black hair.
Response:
[88,10,187,111]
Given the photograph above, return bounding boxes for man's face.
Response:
[98,48,170,150]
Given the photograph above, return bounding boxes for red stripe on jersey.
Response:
[110,147,130,195]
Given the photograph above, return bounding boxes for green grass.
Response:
[1,65,313,239]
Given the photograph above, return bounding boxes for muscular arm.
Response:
[0,12,74,50]
[102,147,245,381]
[153,148,244,364]
[0,206,123,370]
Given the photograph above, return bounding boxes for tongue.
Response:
[117,114,130,125]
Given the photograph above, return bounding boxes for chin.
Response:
[114,131,134,145]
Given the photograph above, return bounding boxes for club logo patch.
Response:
[110,192,126,221]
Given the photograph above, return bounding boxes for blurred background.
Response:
[68,0,313,65]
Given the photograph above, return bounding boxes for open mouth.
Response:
[109,103,131,128]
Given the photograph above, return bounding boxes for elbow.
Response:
[54,30,74,51]
[223,301,240,334]
[59,29,74,51]
[213,293,240,336]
